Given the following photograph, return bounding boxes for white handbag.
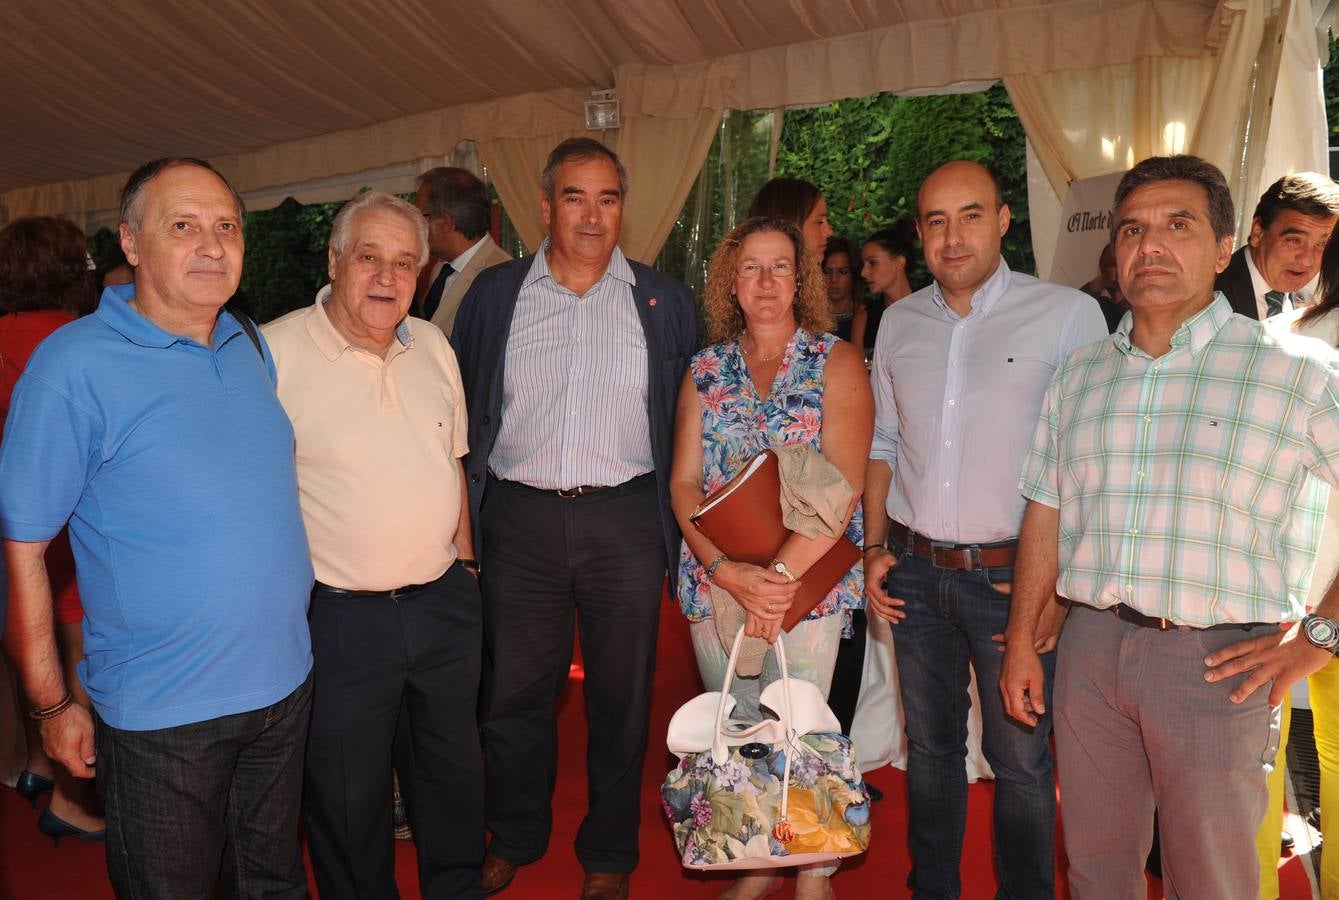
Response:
[661,627,871,870]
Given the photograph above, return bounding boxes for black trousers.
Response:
[304,564,485,900]
[826,608,869,734]
[480,475,666,874]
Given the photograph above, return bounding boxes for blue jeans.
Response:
[95,673,312,900]
[887,542,1055,900]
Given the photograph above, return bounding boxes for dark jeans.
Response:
[887,542,1056,900]
[304,564,484,900]
[95,673,312,900]
[480,475,665,874]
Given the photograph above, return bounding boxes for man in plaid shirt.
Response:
[1000,154,1339,897]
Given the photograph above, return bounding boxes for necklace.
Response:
[741,333,786,363]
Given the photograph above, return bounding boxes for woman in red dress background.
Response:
[0,216,104,843]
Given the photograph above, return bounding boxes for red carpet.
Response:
[0,595,1317,898]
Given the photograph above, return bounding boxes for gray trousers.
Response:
[1054,605,1281,900]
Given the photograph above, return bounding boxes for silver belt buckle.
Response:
[929,540,973,569]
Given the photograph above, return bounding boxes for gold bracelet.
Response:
[28,693,74,721]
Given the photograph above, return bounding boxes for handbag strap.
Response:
[712,627,797,824]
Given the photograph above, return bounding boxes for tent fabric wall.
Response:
[616,0,1227,117]
[1,0,1226,227]
[1012,0,1330,275]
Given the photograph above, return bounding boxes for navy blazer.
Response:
[1214,247,1260,320]
[450,254,697,590]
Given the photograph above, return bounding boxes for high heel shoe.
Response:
[37,807,106,847]
[15,770,54,809]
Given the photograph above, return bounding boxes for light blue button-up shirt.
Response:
[489,242,653,489]
[870,258,1108,543]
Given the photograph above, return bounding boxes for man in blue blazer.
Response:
[451,138,695,900]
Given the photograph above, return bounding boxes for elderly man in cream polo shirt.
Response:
[263,191,484,899]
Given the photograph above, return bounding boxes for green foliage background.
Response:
[774,83,1033,285]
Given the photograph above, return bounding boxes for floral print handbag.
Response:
[661,627,871,870]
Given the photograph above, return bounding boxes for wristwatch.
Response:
[770,559,798,583]
[1302,614,1339,654]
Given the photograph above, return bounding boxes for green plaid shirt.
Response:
[1020,294,1339,625]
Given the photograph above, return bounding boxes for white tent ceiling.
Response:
[1,0,1227,225]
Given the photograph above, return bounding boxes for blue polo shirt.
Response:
[0,285,313,730]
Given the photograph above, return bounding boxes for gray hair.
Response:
[417,167,492,240]
[329,191,429,268]
[539,138,628,202]
[1111,155,1236,245]
[119,157,245,233]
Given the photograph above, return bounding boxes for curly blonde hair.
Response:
[702,216,833,344]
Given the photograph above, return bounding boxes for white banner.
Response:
[1049,171,1126,289]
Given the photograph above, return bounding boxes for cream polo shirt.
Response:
[263,288,470,591]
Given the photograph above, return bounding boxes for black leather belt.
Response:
[502,470,655,500]
[313,580,433,601]
[888,522,1016,571]
[1108,603,1271,632]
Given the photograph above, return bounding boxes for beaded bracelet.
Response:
[28,693,74,721]
[705,553,729,582]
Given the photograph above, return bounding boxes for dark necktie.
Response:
[422,261,455,321]
[1265,290,1285,318]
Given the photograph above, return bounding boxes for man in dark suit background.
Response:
[450,138,695,900]
[1214,172,1339,320]
[414,166,512,336]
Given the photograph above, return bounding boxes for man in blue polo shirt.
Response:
[0,158,314,899]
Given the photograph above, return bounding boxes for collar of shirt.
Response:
[521,239,637,293]
[308,283,413,360]
[1244,247,1298,316]
[96,282,244,351]
[1112,292,1232,361]
[445,235,488,274]
[929,256,1011,321]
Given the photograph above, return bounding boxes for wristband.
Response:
[705,553,729,582]
[863,543,886,553]
[29,693,74,721]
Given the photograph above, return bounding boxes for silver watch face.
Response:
[1304,615,1339,650]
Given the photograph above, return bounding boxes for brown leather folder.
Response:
[690,449,861,632]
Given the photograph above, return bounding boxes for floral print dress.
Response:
[676,328,864,626]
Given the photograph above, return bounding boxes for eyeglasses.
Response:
[822,266,850,277]
[736,261,796,279]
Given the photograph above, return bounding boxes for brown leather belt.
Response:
[1108,603,1270,632]
[887,522,1016,571]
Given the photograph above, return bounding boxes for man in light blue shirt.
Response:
[863,160,1106,898]
[0,158,313,898]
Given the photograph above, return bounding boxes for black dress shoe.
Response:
[865,783,884,803]
[1282,830,1295,853]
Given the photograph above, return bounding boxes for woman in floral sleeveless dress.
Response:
[668,216,874,900]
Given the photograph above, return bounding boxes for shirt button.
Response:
[948,399,956,406]
[1125,584,1133,592]
[953,360,961,367]
[943,481,951,487]
[1130,528,1138,535]
[944,440,952,447]
[1144,415,1151,422]
[1137,470,1145,478]
[570,410,576,417]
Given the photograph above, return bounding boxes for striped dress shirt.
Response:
[1021,294,1339,625]
[488,242,653,490]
